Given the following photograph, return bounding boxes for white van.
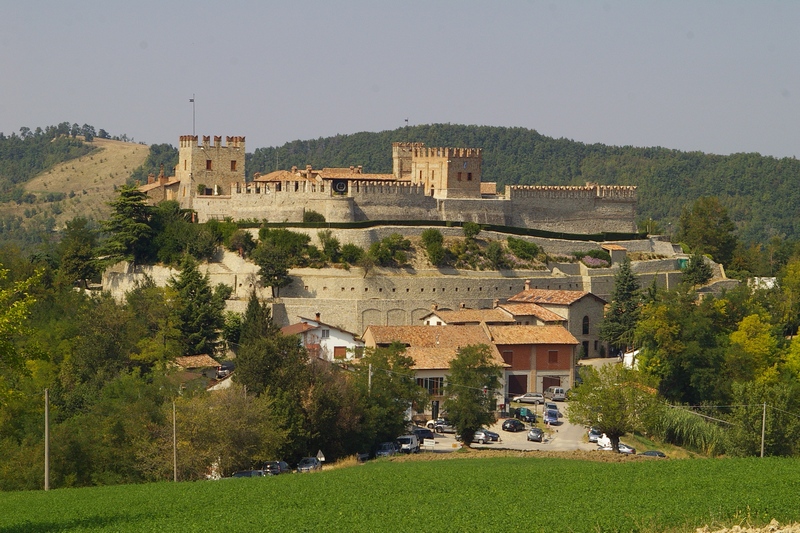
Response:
[544,386,567,401]
[397,434,420,453]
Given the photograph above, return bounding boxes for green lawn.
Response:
[1,456,797,532]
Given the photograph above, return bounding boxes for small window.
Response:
[231,160,237,171]
[321,329,330,339]
[548,350,558,364]
[206,160,212,170]
[582,316,590,335]
[467,172,472,181]
[184,160,187,171]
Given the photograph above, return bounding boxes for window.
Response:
[582,316,590,335]
[467,172,472,181]
[321,329,330,339]
[548,350,558,364]
[231,160,237,171]
[184,160,187,171]
[458,172,462,181]
[333,346,346,359]
[417,377,444,396]
[206,160,212,170]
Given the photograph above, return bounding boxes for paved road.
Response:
[427,401,596,453]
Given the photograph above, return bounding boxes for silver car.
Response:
[512,392,544,405]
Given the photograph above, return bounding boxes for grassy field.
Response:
[1,455,798,532]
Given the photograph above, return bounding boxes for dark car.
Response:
[502,418,526,432]
[473,428,500,444]
[231,470,265,478]
[515,407,537,424]
[527,427,545,442]
[640,450,666,458]
[412,427,435,442]
[296,457,322,473]
[264,461,291,475]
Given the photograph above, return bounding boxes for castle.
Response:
[140,136,638,235]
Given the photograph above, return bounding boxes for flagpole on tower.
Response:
[190,94,195,136]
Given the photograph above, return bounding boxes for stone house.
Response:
[507,283,607,358]
[281,313,364,362]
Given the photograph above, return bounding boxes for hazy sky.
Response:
[3,1,800,158]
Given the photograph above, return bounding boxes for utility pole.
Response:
[173,400,178,482]
[44,389,50,491]
[760,402,766,458]
[368,364,372,395]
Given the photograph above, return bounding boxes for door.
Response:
[507,374,528,396]
[542,376,561,390]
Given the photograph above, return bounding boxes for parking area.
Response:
[422,401,596,453]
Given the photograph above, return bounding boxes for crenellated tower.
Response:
[175,135,246,209]
[408,145,482,199]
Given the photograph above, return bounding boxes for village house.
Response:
[281,313,364,362]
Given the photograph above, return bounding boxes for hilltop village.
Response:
[113,134,730,400]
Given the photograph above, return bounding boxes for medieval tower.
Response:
[175,135,246,209]
[393,142,482,199]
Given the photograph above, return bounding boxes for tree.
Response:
[463,222,481,240]
[600,257,642,351]
[678,197,738,266]
[317,230,340,263]
[303,210,325,223]
[57,217,98,288]
[568,364,662,452]
[168,255,225,356]
[0,267,40,399]
[421,228,445,267]
[100,186,153,265]
[725,381,800,457]
[354,343,425,446]
[726,314,780,383]
[683,252,713,287]
[251,242,291,297]
[443,344,502,446]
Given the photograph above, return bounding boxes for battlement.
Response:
[412,146,482,159]
[506,184,637,200]
[178,135,245,148]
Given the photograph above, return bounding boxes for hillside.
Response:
[247,124,800,244]
[0,138,148,240]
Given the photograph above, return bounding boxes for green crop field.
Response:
[1,456,798,532]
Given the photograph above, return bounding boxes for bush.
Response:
[303,210,326,223]
[507,237,539,260]
[421,228,443,248]
[368,233,411,267]
[340,243,364,264]
[463,222,481,239]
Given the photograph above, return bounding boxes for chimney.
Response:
[460,302,466,309]
[492,299,499,308]
[147,173,155,184]
[315,312,321,322]
[431,303,438,311]
[524,279,531,291]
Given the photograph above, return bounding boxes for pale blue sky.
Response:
[2,1,799,158]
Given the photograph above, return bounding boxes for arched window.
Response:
[582,316,590,335]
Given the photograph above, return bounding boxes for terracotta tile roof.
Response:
[296,317,359,337]
[428,308,515,324]
[509,288,606,306]
[254,170,316,183]
[487,325,578,345]
[363,325,507,370]
[497,303,566,323]
[173,354,219,368]
[281,322,317,336]
[139,178,179,192]
[318,171,396,181]
[480,182,497,195]
[602,243,627,251]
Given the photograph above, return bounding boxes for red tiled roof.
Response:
[139,178,179,192]
[487,325,578,345]
[427,308,514,324]
[497,303,566,323]
[601,243,627,251]
[509,288,606,306]
[281,322,317,336]
[363,325,507,370]
[173,354,219,368]
[480,182,497,195]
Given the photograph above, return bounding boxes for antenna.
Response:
[189,94,196,136]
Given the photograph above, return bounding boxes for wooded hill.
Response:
[247,124,800,244]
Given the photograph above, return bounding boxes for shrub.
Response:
[463,222,481,239]
[507,236,539,260]
[303,210,326,223]
[340,243,364,264]
[421,228,443,248]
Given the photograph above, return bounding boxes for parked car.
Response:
[434,420,457,434]
[640,450,666,458]
[544,401,559,414]
[473,428,500,444]
[412,427,435,442]
[543,409,560,425]
[231,469,265,478]
[216,362,235,379]
[375,441,399,458]
[597,442,636,455]
[527,427,545,442]
[263,461,291,475]
[502,418,526,432]
[544,386,567,401]
[426,418,447,429]
[296,457,322,472]
[512,392,544,405]
[587,427,602,443]
[397,434,420,453]
[515,407,537,424]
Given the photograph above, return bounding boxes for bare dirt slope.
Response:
[5,138,149,229]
